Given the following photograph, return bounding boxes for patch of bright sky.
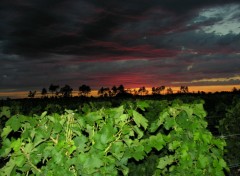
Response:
[192,4,240,35]
[187,64,193,71]
[173,75,240,84]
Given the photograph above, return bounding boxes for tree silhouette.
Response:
[117,84,125,94]
[49,84,59,97]
[111,85,118,97]
[138,86,148,96]
[152,86,165,95]
[132,89,138,96]
[98,87,110,97]
[152,87,161,95]
[152,87,157,95]
[28,91,36,98]
[125,88,133,95]
[79,84,91,97]
[166,87,173,94]
[160,86,165,94]
[180,86,189,93]
[60,84,73,97]
[41,88,48,98]
[109,85,126,97]
[232,87,239,93]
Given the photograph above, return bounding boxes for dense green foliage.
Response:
[0,100,228,175]
[217,98,240,170]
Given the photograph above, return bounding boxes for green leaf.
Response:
[110,106,125,120]
[180,149,189,161]
[81,103,91,114]
[0,158,16,176]
[136,101,149,111]
[55,140,66,151]
[24,143,34,154]
[132,110,148,130]
[118,114,128,123]
[73,135,88,152]
[193,132,200,141]
[168,140,181,151]
[123,137,133,147]
[0,138,12,157]
[47,115,56,123]
[11,138,22,152]
[6,115,21,132]
[181,105,193,117]
[0,106,11,118]
[30,152,42,166]
[164,117,175,130]
[65,109,74,114]
[42,145,54,160]
[168,107,179,117]
[40,111,48,118]
[219,158,227,168]
[52,122,62,134]
[120,165,129,176]
[142,139,152,153]
[1,126,12,139]
[85,112,103,125]
[111,141,125,160]
[149,122,159,133]
[76,117,86,129]
[133,126,144,139]
[132,145,145,161]
[93,134,105,150]
[192,104,207,118]
[202,132,212,144]
[122,125,133,135]
[148,133,165,151]
[15,155,26,167]
[157,155,175,169]
[175,111,190,129]
[67,145,77,156]
[99,122,115,144]
[53,151,64,165]
[198,154,209,168]
[150,111,169,132]
[212,139,226,150]
[35,127,50,139]
[83,154,104,169]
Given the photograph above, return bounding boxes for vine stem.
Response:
[50,134,59,144]
[20,147,42,173]
[104,131,122,154]
[104,119,131,154]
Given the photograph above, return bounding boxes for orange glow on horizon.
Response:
[187,85,240,93]
[0,85,240,99]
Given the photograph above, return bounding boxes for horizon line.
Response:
[1,85,240,99]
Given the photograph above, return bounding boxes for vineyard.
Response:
[0,93,239,175]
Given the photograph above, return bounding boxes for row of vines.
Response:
[0,99,230,175]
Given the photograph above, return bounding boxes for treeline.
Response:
[27,83,221,98]
[28,84,172,98]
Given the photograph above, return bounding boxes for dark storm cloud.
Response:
[0,0,94,56]
[1,0,156,56]
[1,0,239,56]
[1,0,240,95]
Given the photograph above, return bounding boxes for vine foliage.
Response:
[0,100,228,175]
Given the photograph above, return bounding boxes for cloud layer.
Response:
[1,0,240,93]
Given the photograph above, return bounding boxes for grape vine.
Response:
[0,100,228,175]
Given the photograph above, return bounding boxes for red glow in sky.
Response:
[0,1,240,98]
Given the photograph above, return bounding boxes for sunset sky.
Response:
[1,0,240,98]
